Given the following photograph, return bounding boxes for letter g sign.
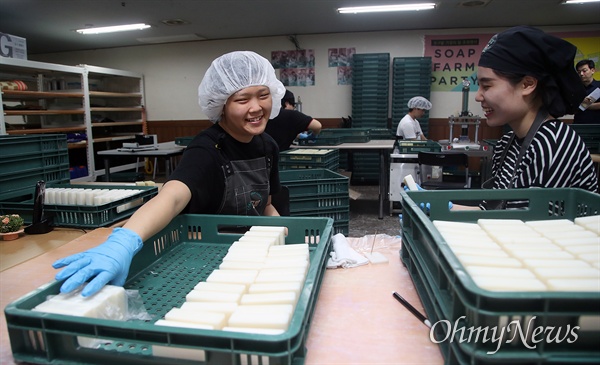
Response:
[0,33,15,58]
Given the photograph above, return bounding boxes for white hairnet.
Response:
[198,51,286,123]
[407,96,432,110]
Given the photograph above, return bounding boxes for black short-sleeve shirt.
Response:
[167,123,281,214]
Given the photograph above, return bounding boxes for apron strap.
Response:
[485,109,549,189]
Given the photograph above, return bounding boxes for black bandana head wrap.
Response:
[478,26,586,117]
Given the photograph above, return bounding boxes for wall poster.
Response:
[271,49,315,86]
[328,47,355,85]
[425,31,600,92]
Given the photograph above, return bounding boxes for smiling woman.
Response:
[51,51,288,298]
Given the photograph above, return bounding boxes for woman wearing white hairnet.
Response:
[396,96,432,141]
[52,51,287,297]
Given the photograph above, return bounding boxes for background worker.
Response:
[52,51,286,297]
[396,96,431,141]
[265,90,322,151]
[573,59,600,124]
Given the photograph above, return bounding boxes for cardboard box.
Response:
[0,32,27,60]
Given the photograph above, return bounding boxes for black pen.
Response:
[392,291,431,328]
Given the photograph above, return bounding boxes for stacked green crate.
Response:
[391,57,432,136]
[280,169,350,235]
[351,53,390,184]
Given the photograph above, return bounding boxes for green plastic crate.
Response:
[280,169,349,197]
[570,124,600,153]
[279,149,339,170]
[289,192,350,213]
[0,183,158,228]
[175,136,194,146]
[5,214,333,365]
[399,188,600,364]
[0,134,70,201]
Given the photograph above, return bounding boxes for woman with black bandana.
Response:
[432,26,598,211]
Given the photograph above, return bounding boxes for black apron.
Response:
[206,128,272,216]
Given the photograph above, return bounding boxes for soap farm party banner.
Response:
[425,31,600,92]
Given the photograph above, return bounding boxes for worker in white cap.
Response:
[396,96,432,141]
[52,51,286,297]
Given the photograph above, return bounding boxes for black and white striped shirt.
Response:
[484,120,598,209]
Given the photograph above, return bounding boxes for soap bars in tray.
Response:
[433,215,600,292]
[44,187,147,206]
[156,225,309,334]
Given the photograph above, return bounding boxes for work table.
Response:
[0,229,442,364]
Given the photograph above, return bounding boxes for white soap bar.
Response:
[547,279,600,292]
[240,292,297,306]
[222,327,285,335]
[248,282,303,297]
[466,266,537,280]
[234,304,294,314]
[193,282,247,294]
[263,259,309,275]
[525,219,574,228]
[552,236,599,247]
[267,250,310,260]
[533,267,600,280]
[255,269,306,283]
[442,236,501,249]
[493,236,553,247]
[238,235,278,246]
[228,310,291,330]
[219,261,264,271]
[502,242,561,254]
[180,302,238,316]
[582,222,600,235]
[243,231,284,245]
[471,276,547,292]
[546,230,597,240]
[164,308,227,329]
[154,319,214,330]
[403,174,419,191]
[522,259,591,269]
[574,215,600,226]
[269,243,309,252]
[221,254,267,263]
[206,269,258,286]
[32,285,127,320]
[562,244,599,255]
[228,240,272,252]
[456,256,522,268]
[451,247,510,258]
[509,249,575,260]
[249,226,286,245]
[185,290,242,303]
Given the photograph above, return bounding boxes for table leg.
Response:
[379,149,386,219]
[103,158,111,182]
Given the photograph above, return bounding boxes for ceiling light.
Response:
[337,3,436,14]
[562,0,600,3]
[76,23,151,35]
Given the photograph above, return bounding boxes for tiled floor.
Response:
[347,184,401,238]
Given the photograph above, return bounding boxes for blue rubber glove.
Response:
[52,227,143,297]
[298,131,311,139]
[403,184,453,210]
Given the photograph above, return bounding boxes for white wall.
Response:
[32,25,595,122]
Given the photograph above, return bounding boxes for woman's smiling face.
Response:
[475,66,530,129]
[220,85,272,142]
